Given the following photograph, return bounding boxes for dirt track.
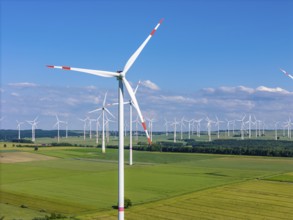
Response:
[0,151,57,163]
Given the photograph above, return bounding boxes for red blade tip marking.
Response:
[150,29,156,36]
[47,65,54,68]
[142,122,147,130]
[159,18,164,24]
[62,66,71,70]
[148,138,152,145]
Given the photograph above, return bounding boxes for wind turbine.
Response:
[284,117,292,139]
[171,118,179,143]
[16,120,24,140]
[185,119,194,139]
[133,115,139,142]
[193,118,202,137]
[180,117,185,140]
[206,117,214,142]
[79,117,89,141]
[54,115,66,143]
[245,114,254,139]
[274,121,279,140]
[88,118,96,139]
[27,116,38,142]
[280,68,293,80]
[214,116,223,139]
[164,118,170,136]
[95,114,102,144]
[237,115,246,140]
[47,19,162,220]
[89,92,115,153]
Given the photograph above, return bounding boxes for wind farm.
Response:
[1,1,293,220]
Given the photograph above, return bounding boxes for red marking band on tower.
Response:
[118,207,124,212]
[62,66,71,70]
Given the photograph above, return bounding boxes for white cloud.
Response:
[65,97,80,106]
[10,92,20,97]
[8,82,38,87]
[256,86,290,94]
[141,80,160,91]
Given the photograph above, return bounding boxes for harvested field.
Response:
[0,151,57,163]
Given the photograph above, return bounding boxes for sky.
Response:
[1,0,293,131]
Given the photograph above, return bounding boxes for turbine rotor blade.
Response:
[89,107,103,114]
[103,92,108,107]
[105,108,115,119]
[122,19,163,76]
[123,77,151,144]
[47,65,119,78]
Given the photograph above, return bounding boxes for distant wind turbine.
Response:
[89,92,115,153]
[215,116,223,139]
[16,120,24,140]
[206,117,214,142]
[171,118,179,143]
[54,115,66,143]
[27,116,39,142]
[79,117,89,141]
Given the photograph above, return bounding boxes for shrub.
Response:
[124,198,132,208]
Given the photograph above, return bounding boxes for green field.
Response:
[1,144,293,220]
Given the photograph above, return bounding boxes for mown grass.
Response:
[1,146,293,219]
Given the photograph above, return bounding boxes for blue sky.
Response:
[1,0,293,131]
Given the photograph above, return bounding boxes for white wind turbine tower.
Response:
[133,115,139,142]
[88,118,96,139]
[95,115,101,144]
[206,117,214,142]
[16,120,24,140]
[253,115,260,138]
[47,19,162,220]
[105,115,115,143]
[215,116,223,139]
[164,118,170,136]
[274,121,279,141]
[180,117,185,140]
[27,116,38,142]
[237,115,246,140]
[194,119,202,137]
[171,118,179,143]
[225,119,232,137]
[79,117,89,141]
[65,121,68,138]
[89,92,115,153]
[54,115,66,143]
[245,114,254,139]
[284,117,292,139]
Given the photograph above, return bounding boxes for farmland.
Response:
[0,142,293,219]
